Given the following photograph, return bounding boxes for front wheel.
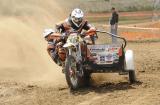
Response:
[64,55,84,90]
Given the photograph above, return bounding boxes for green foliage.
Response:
[80,0,160,13]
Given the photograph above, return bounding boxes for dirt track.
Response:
[0,0,160,104]
[0,41,160,105]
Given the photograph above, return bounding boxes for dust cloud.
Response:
[0,0,81,86]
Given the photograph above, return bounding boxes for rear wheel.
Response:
[64,55,84,90]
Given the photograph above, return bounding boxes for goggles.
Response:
[73,17,82,23]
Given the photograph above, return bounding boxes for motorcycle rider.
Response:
[43,29,65,66]
[43,8,96,66]
[56,8,93,32]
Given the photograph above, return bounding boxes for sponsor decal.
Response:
[90,48,105,52]
[106,54,113,60]
[91,53,97,56]
[100,56,105,62]
[107,47,119,52]
[87,45,121,64]
[113,53,119,59]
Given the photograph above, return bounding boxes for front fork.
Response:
[68,44,82,62]
[68,44,83,76]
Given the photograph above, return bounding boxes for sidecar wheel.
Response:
[125,50,136,83]
[129,70,136,83]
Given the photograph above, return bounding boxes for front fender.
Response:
[63,43,74,48]
[125,50,135,71]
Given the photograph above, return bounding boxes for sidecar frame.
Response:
[83,30,136,83]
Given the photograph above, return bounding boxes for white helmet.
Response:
[71,8,84,27]
[43,28,54,38]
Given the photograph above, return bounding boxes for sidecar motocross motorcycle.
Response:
[61,30,136,90]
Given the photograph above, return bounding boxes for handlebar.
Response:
[96,30,127,49]
[55,30,127,48]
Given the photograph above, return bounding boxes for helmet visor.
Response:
[72,17,82,24]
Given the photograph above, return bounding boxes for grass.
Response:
[81,0,160,13]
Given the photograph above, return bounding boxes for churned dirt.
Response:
[0,41,160,105]
[0,0,160,105]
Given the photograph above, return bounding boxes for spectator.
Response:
[110,7,119,43]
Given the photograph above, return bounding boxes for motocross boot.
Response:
[56,57,62,66]
[50,50,61,66]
